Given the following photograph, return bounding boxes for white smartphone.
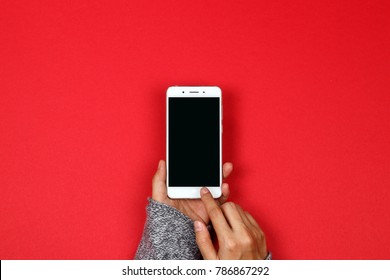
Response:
[166,86,222,199]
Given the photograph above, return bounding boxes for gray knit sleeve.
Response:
[134,198,201,260]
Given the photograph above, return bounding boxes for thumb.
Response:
[194,221,218,260]
[152,160,167,200]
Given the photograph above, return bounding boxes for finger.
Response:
[235,207,263,246]
[200,188,231,233]
[220,202,245,229]
[222,162,233,179]
[244,211,267,256]
[152,160,167,200]
[235,204,253,229]
[218,183,230,205]
[194,220,218,260]
[245,211,263,232]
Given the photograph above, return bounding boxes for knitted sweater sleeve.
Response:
[134,198,201,260]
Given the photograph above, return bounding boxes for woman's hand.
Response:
[151,160,233,224]
[194,187,268,260]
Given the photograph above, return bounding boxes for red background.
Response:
[1,0,389,259]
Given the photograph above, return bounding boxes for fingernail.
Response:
[157,160,162,170]
[201,187,209,195]
[194,221,203,232]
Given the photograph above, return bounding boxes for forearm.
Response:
[135,198,201,260]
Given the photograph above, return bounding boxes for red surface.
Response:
[1,0,389,259]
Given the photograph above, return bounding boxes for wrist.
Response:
[264,252,272,260]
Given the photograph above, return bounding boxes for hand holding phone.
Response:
[152,160,233,224]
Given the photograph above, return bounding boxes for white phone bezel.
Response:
[166,86,222,199]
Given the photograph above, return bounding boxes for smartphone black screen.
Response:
[168,97,220,186]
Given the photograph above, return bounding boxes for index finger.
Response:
[222,162,233,179]
[200,187,231,233]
